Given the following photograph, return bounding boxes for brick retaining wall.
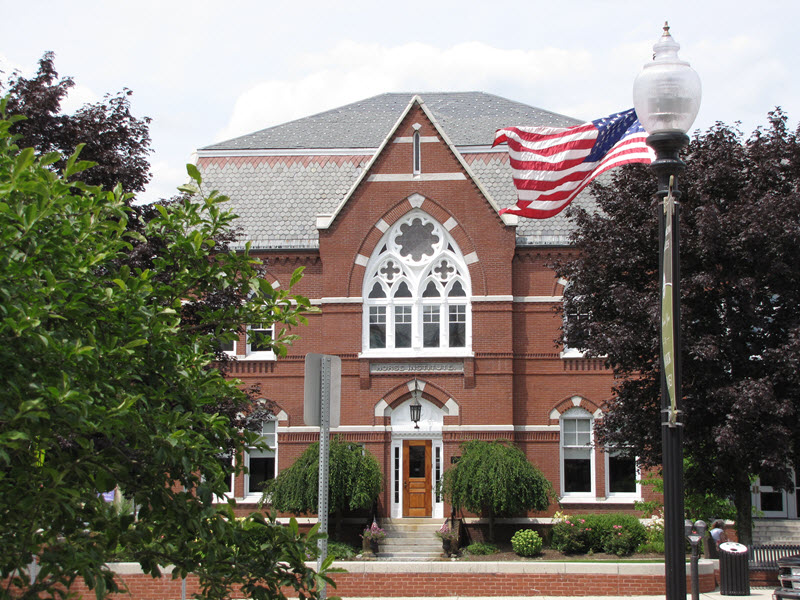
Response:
[33,560,717,598]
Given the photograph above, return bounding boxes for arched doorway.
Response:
[389,395,445,518]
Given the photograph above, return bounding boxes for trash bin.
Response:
[719,541,750,596]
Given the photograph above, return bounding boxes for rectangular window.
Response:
[394,306,412,348]
[413,132,421,174]
[247,420,277,497]
[562,416,593,495]
[423,306,440,348]
[248,324,274,353]
[394,446,400,504]
[435,445,442,503]
[562,418,591,446]
[608,453,637,494]
[369,306,386,349]
[448,305,466,347]
[563,453,592,493]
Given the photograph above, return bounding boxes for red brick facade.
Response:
[198,99,660,521]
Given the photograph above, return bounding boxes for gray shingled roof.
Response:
[198,92,600,249]
[202,92,582,151]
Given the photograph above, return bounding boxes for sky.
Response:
[2,0,798,204]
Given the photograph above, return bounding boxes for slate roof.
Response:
[197,92,602,249]
[202,92,582,151]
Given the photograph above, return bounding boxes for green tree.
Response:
[555,110,800,545]
[0,104,330,599]
[3,52,283,433]
[440,440,552,541]
[268,438,383,537]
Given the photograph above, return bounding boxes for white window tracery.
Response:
[362,210,471,356]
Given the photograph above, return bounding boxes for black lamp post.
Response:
[633,22,702,600]
[409,377,422,429]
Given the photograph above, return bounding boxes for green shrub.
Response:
[466,542,499,555]
[637,541,665,554]
[551,514,646,555]
[551,519,591,554]
[511,529,543,557]
[328,541,358,560]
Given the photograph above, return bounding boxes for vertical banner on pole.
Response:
[661,183,678,425]
[304,353,341,600]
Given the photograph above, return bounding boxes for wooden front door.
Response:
[403,440,432,517]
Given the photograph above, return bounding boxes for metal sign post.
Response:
[317,355,330,600]
[304,353,341,600]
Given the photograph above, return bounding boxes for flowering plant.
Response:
[361,521,386,542]
[435,521,459,542]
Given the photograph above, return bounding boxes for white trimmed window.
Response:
[560,408,594,497]
[245,418,277,502]
[362,210,472,357]
[561,291,588,358]
[606,449,639,499]
[245,323,275,359]
[412,132,421,174]
[217,332,237,356]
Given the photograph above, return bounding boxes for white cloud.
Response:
[61,84,99,114]
[215,41,597,143]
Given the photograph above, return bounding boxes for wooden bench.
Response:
[749,544,800,571]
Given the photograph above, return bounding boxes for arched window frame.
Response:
[361,210,472,357]
[560,407,595,499]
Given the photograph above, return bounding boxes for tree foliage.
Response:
[440,440,552,541]
[1,52,152,193]
[268,438,383,534]
[555,110,800,544]
[0,104,328,599]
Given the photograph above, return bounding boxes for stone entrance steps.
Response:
[753,518,800,544]
[377,518,445,561]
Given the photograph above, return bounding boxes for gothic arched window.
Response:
[362,210,471,356]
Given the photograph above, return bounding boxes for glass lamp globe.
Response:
[633,23,702,134]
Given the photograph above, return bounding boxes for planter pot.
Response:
[370,539,379,555]
[362,537,374,556]
[442,538,458,557]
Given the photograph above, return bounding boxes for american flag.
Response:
[494,108,654,219]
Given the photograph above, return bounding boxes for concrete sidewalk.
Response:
[332,589,776,600]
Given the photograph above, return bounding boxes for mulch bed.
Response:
[455,544,663,561]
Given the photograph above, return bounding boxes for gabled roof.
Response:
[196,92,600,249]
[318,95,511,231]
[202,92,581,151]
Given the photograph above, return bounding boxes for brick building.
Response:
[196,92,654,520]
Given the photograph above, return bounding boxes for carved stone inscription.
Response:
[370,362,463,374]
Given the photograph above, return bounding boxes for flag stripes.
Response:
[494,109,654,219]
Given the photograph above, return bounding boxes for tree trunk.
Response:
[733,473,753,546]
[487,510,495,543]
